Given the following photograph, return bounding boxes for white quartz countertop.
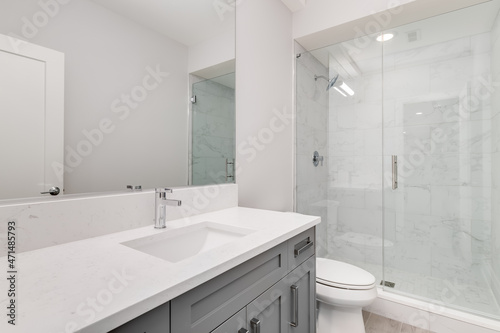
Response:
[1,207,319,333]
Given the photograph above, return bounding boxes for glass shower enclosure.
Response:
[296,0,500,320]
[190,73,236,185]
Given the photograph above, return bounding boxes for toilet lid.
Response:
[316,258,376,290]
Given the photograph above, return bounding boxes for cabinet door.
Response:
[286,256,316,333]
[108,302,170,333]
[171,243,287,333]
[211,308,246,333]
[246,279,289,333]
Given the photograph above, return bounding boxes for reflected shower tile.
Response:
[471,32,492,55]
[430,155,460,186]
[328,187,365,209]
[398,154,432,186]
[337,206,383,236]
[364,189,383,211]
[467,154,492,187]
[206,115,235,139]
[383,99,397,127]
[403,124,432,153]
[431,186,492,220]
[403,99,458,126]
[493,115,500,153]
[465,120,492,154]
[362,72,383,102]
[430,122,460,154]
[395,213,435,245]
[383,127,405,155]
[329,130,363,156]
[384,64,430,101]
[328,156,355,188]
[493,153,500,188]
[430,57,473,94]
[336,104,357,129]
[354,102,383,130]
[394,37,470,68]
[353,155,383,188]
[296,154,328,187]
[405,185,431,215]
[363,129,383,156]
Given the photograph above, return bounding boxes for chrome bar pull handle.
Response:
[250,318,260,333]
[294,239,313,258]
[392,155,398,190]
[238,329,249,333]
[291,285,299,327]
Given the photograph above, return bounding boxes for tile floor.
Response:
[363,311,435,333]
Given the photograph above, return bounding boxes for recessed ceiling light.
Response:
[376,33,394,42]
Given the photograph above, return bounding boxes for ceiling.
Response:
[308,0,500,76]
[91,0,234,46]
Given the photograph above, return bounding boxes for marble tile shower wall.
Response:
[491,10,500,303]
[327,51,384,281]
[192,79,235,185]
[295,48,329,257]
[382,33,495,286]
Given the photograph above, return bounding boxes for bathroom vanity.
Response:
[1,205,319,333]
[112,228,315,333]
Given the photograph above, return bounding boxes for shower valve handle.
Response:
[313,151,324,167]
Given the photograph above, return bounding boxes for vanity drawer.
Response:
[171,242,288,333]
[287,227,315,271]
[109,301,169,333]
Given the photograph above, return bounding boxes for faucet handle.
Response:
[155,188,173,193]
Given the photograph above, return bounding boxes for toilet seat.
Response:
[316,258,376,290]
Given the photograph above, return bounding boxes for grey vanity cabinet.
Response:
[287,256,316,333]
[108,227,316,333]
[171,242,289,333]
[108,301,170,333]
[246,274,289,333]
[210,308,247,333]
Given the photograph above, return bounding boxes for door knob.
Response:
[41,187,60,196]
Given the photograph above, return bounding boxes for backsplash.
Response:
[0,184,238,256]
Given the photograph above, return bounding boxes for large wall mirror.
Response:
[0,0,236,201]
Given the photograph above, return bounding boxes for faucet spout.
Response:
[154,188,182,229]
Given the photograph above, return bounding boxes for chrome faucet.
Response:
[155,188,182,229]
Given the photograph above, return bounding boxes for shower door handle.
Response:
[392,155,398,190]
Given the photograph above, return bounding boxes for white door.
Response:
[0,35,64,200]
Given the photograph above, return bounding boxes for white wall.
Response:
[188,30,235,74]
[0,0,189,194]
[235,0,294,211]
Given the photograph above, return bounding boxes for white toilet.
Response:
[316,257,377,333]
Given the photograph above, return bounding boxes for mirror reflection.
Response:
[190,72,235,186]
[0,0,236,201]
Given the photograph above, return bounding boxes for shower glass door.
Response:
[295,35,384,280]
[191,73,236,185]
[382,1,500,319]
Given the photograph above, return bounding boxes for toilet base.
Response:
[317,301,366,333]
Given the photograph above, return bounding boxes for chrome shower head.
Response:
[314,74,340,91]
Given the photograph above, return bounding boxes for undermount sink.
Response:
[121,222,255,263]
